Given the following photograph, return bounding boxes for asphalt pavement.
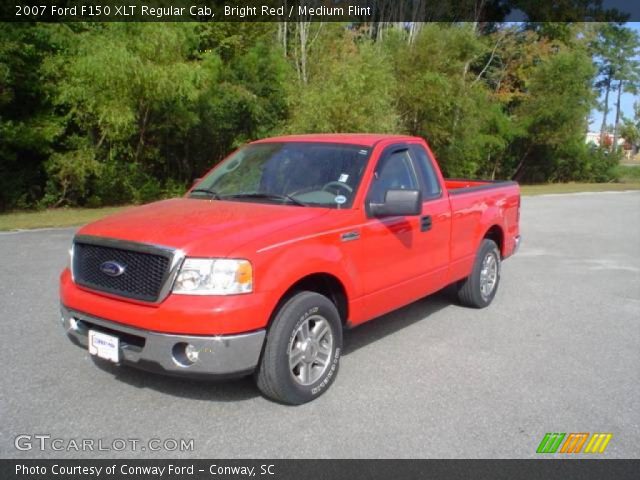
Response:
[1,191,639,458]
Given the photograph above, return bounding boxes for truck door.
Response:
[409,143,452,293]
[358,143,452,316]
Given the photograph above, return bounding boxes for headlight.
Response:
[173,258,253,295]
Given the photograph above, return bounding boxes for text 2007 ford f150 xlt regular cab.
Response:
[60,134,521,404]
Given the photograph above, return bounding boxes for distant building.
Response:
[585,131,602,146]
[585,132,636,161]
[585,131,625,148]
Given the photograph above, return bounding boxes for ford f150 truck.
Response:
[60,134,521,404]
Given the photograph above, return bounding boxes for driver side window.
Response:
[369,149,419,203]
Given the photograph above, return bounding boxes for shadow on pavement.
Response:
[91,287,457,402]
[342,287,454,355]
[91,357,259,402]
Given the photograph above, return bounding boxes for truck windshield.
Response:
[190,142,371,208]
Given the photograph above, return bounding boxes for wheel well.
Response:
[484,225,504,257]
[275,273,349,326]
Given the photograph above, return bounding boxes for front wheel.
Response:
[457,239,501,308]
[256,291,342,405]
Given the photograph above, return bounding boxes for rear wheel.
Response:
[256,291,342,405]
[457,239,501,308]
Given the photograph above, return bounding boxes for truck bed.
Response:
[444,178,521,273]
[444,178,518,194]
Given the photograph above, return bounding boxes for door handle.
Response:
[420,215,432,232]
[340,231,360,242]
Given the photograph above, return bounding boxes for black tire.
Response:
[256,291,342,405]
[457,239,501,308]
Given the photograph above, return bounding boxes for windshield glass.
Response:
[191,142,371,208]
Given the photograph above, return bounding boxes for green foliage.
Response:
[41,141,102,207]
[286,30,398,133]
[615,165,640,182]
[512,46,597,181]
[0,24,64,210]
[34,23,289,208]
[0,21,636,211]
[620,101,640,147]
[620,119,639,146]
[391,24,516,177]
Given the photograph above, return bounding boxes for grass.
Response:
[1,180,640,231]
[615,164,640,182]
[519,182,640,196]
[0,206,127,231]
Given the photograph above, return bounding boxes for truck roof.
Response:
[252,133,421,147]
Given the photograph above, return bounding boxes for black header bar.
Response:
[2,1,639,23]
[2,459,640,480]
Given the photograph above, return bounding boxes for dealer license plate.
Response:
[88,330,120,363]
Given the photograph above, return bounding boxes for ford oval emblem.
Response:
[100,260,126,277]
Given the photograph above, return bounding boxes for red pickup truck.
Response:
[60,134,520,404]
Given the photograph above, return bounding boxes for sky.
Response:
[588,22,639,132]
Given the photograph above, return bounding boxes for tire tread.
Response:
[457,239,500,309]
[255,291,341,405]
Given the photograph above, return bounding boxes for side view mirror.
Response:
[369,189,422,217]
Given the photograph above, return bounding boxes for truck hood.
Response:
[77,198,329,256]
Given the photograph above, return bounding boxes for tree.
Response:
[40,23,291,206]
[391,24,513,177]
[611,32,640,152]
[591,24,640,150]
[0,20,633,211]
[620,101,640,154]
[0,24,63,210]
[286,28,398,133]
[512,47,597,181]
[41,23,204,205]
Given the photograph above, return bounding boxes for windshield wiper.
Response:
[190,188,221,200]
[223,192,307,207]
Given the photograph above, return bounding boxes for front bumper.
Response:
[61,306,265,378]
[513,234,522,255]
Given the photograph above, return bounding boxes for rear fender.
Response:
[478,206,505,256]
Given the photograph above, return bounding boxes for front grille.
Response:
[73,240,173,302]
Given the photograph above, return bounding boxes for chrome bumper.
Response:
[513,234,522,254]
[60,306,265,378]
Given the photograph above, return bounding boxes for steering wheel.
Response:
[321,181,353,195]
